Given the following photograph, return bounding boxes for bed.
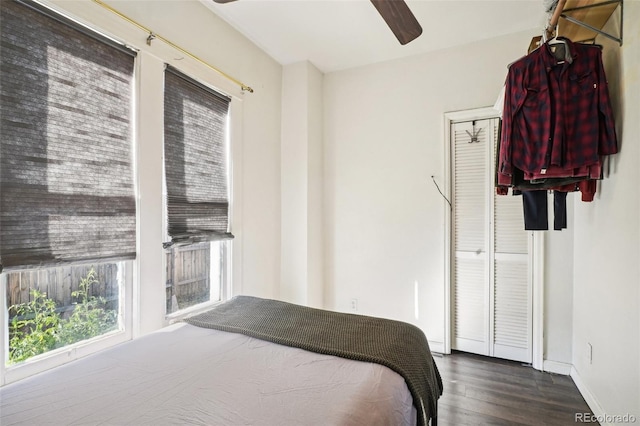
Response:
[0,295,443,426]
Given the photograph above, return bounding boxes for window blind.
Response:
[163,67,233,248]
[0,0,136,271]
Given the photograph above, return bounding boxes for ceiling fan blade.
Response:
[370,0,423,45]
[212,0,237,3]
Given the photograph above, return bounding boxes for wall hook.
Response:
[465,125,482,143]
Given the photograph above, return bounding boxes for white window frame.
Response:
[0,261,134,386]
[162,69,234,322]
[163,241,232,321]
[0,0,245,384]
[0,0,138,386]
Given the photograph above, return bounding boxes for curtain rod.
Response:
[92,0,254,93]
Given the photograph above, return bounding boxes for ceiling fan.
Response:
[212,0,423,45]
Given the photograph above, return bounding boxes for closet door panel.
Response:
[452,120,490,356]
[494,194,528,254]
[453,123,486,252]
[492,179,531,363]
[451,116,532,363]
[493,256,532,362]
[453,256,488,354]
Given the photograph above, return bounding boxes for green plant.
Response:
[9,289,61,364]
[8,268,119,364]
[56,268,118,346]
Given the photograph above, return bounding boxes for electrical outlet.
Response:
[350,298,358,312]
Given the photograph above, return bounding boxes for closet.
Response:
[448,0,622,367]
[450,118,533,364]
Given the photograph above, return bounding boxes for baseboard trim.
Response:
[543,360,572,375]
[429,341,445,355]
[570,366,609,425]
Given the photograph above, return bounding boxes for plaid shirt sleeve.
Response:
[594,48,618,155]
[498,62,527,179]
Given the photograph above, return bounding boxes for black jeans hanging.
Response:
[522,190,568,231]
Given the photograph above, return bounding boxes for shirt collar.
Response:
[541,36,577,67]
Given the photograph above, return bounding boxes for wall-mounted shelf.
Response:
[558,0,623,45]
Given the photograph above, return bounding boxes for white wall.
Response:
[281,61,324,307]
[48,0,284,333]
[544,195,575,371]
[322,29,568,349]
[571,3,640,421]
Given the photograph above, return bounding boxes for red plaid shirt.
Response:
[498,38,618,180]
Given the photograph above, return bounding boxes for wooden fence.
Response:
[6,263,120,319]
[165,243,210,313]
[6,244,212,317]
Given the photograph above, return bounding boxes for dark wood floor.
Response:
[432,351,597,426]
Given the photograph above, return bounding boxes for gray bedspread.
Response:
[185,295,443,425]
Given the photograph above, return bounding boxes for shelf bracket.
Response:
[560,0,623,46]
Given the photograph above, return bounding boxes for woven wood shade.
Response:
[0,0,136,271]
[163,67,233,247]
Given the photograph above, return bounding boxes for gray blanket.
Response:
[185,296,442,425]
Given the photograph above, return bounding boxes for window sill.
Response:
[2,329,131,387]
[164,299,226,325]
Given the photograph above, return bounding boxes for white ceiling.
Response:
[201,0,549,73]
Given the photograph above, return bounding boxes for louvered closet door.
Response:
[451,118,532,363]
[493,183,531,362]
[452,119,491,356]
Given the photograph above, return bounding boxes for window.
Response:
[163,67,233,315]
[3,261,130,364]
[0,0,136,380]
[165,242,228,314]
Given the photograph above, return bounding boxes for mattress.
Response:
[185,295,442,425]
[0,322,417,425]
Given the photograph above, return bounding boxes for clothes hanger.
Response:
[543,28,571,64]
[541,0,570,63]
